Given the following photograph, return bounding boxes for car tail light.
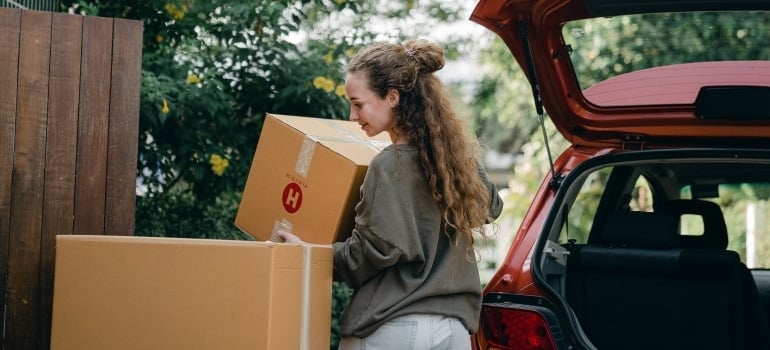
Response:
[480,305,558,350]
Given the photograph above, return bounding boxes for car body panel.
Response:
[483,146,603,295]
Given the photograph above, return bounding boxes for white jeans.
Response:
[338,314,471,350]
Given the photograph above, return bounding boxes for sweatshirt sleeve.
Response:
[333,227,401,287]
[332,157,406,288]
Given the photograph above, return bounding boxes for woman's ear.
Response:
[386,88,400,107]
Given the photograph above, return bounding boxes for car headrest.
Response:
[601,211,680,249]
[658,199,728,250]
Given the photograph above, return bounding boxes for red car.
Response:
[470,0,770,349]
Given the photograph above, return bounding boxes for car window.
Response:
[562,10,770,106]
[558,167,611,245]
[558,164,770,269]
[558,169,653,245]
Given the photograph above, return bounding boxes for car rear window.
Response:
[562,10,770,106]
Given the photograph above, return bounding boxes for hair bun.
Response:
[404,38,445,73]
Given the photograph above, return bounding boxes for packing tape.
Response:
[270,218,293,242]
[300,245,312,350]
[295,136,317,177]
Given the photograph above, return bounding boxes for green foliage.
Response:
[471,37,544,157]
[563,11,770,89]
[135,190,252,240]
[330,282,353,349]
[716,186,770,267]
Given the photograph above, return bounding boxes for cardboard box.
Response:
[50,235,332,350]
[236,113,390,244]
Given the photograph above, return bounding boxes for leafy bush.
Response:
[331,282,353,349]
[135,190,250,240]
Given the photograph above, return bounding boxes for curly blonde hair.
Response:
[347,38,493,246]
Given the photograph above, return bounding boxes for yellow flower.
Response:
[161,99,170,114]
[335,84,346,97]
[406,0,414,10]
[345,48,355,57]
[312,76,326,89]
[209,154,229,176]
[322,79,335,93]
[312,76,338,93]
[186,74,201,84]
[156,34,164,43]
[335,0,345,4]
[164,3,186,21]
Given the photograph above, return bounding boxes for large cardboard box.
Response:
[236,113,390,244]
[50,235,332,350]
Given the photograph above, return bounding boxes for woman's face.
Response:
[345,72,400,141]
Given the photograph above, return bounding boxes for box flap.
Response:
[269,113,391,165]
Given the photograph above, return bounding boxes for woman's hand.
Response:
[276,230,305,244]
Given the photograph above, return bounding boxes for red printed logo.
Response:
[282,182,303,213]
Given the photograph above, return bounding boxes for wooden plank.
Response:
[105,18,143,235]
[38,13,83,349]
[0,7,20,343]
[7,9,51,350]
[73,15,113,235]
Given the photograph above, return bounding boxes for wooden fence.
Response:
[0,8,142,348]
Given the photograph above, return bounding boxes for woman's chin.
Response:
[362,127,377,137]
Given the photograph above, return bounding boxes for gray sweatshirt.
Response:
[333,144,504,338]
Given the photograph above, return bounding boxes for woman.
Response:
[279,38,503,350]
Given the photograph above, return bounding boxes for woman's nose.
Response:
[349,109,358,121]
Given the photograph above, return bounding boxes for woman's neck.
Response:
[388,129,409,145]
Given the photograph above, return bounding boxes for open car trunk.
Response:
[470,1,770,349]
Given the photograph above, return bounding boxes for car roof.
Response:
[470,0,770,148]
